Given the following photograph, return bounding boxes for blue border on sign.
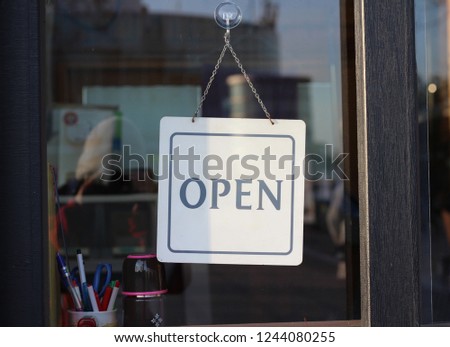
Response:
[167,132,296,256]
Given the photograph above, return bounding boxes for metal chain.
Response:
[192,32,274,124]
[192,42,228,122]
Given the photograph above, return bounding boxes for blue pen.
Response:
[76,249,93,311]
[56,253,83,311]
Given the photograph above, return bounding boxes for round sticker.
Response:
[64,112,78,126]
[77,317,97,327]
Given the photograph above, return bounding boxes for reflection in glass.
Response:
[416,0,450,323]
[46,0,358,325]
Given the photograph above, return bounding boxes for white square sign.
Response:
[157,117,306,266]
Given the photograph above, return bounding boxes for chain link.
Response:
[192,42,228,121]
[192,32,274,124]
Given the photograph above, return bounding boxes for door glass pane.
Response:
[46,0,359,325]
[416,0,450,324]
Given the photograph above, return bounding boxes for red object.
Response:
[100,285,113,311]
[64,112,78,126]
[94,290,101,309]
[77,318,96,327]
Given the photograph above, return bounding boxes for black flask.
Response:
[122,254,167,327]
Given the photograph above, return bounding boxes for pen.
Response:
[56,253,83,311]
[100,281,114,311]
[76,249,87,285]
[107,281,120,311]
[72,280,82,308]
[87,285,99,312]
[76,249,92,311]
[94,290,101,309]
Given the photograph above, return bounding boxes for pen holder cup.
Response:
[67,309,118,327]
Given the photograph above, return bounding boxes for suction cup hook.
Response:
[214,2,242,30]
[193,2,273,124]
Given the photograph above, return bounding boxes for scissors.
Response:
[70,263,112,298]
[92,263,112,298]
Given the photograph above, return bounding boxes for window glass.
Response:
[416,0,450,324]
[46,0,359,325]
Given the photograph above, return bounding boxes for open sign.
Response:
[157,117,306,266]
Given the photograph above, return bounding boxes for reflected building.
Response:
[48,0,315,252]
[51,0,280,104]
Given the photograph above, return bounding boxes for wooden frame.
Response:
[354,0,425,326]
[0,0,48,326]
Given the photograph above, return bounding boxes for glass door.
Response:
[45,0,359,326]
[416,0,450,324]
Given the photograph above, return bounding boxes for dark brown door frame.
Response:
[0,0,48,326]
[355,0,429,326]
